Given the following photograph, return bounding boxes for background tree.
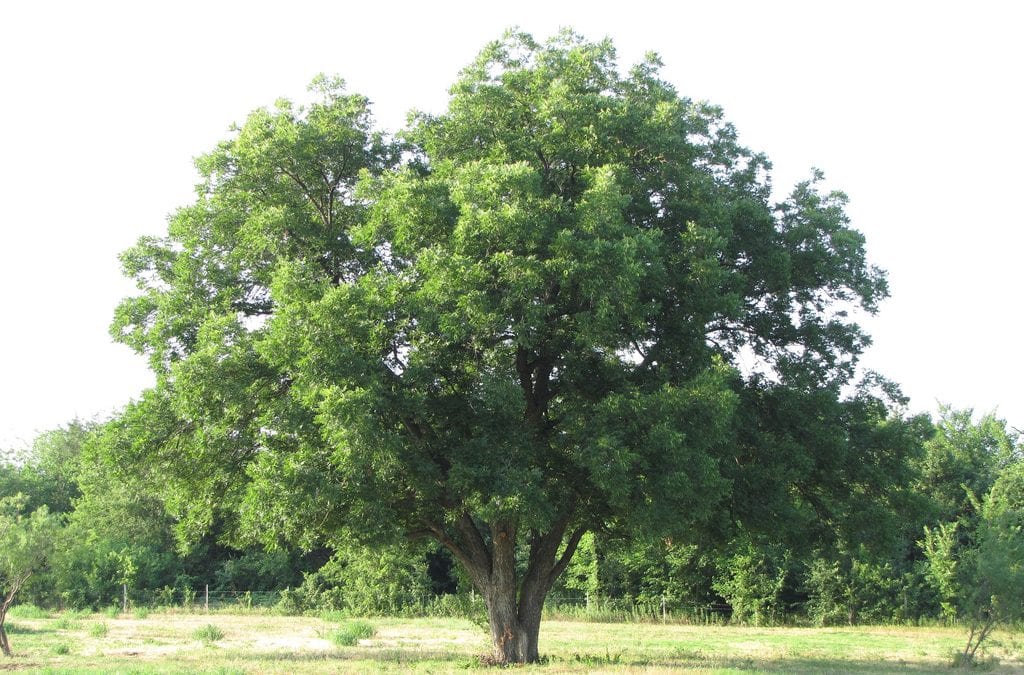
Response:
[0,420,92,515]
[108,31,901,663]
[957,462,1024,664]
[917,407,1020,522]
[0,496,61,656]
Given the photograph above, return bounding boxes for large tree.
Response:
[110,32,899,663]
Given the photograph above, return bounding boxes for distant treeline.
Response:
[1,407,1020,626]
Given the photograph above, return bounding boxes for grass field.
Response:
[2,607,1021,673]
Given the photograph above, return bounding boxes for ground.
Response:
[2,607,1021,673]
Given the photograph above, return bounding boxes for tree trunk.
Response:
[0,605,10,657]
[424,511,586,665]
[480,520,549,663]
[1,574,28,657]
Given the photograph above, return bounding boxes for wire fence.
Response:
[110,585,733,624]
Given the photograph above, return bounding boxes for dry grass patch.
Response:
[0,611,1021,672]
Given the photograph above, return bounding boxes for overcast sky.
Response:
[1,0,1021,448]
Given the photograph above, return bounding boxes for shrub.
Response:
[331,620,374,647]
[88,622,109,638]
[192,624,225,644]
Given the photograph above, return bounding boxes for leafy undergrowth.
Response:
[0,611,1019,672]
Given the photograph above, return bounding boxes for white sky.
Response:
[1,0,1021,448]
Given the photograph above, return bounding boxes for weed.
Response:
[569,649,625,666]
[331,620,375,646]
[104,605,120,618]
[53,616,82,630]
[134,607,151,619]
[950,649,999,670]
[193,623,225,644]
[51,641,72,655]
[88,622,109,638]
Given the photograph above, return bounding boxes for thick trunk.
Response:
[483,521,533,664]
[485,579,537,663]
[482,522,546,663]
[425,509,585,665]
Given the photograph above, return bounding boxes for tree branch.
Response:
[550,526,586,584]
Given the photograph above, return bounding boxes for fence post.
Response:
[205,584,209,612]
[122,584,128,613]
[661,595,666,622]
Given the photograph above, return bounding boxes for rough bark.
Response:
[428,507,585,664]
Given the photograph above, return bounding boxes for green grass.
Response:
[53,616,83,630]
[0,611,1017,672]
[192,623,226,644]
[8,603,50,618]
[330,619,375,646]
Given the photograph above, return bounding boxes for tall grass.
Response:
[8,604,50,619]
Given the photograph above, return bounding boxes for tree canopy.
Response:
[108,30,906,663]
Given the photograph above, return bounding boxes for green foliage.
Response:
[7,604,48,619]
[88,622,108,638]
[0,495,62,654]
[212,549,300,592]
[278,540,432,614]
[562,532,599,598]
[103,30,906,659]
[53,616,82,630]
[0,420,92,515]
[712,540,791,625]
[920,521,960,622]
[192,623,225,644]
[917,407,1020,522]
[330,619,375,646]
[916,450,1024,665]
[802,553,901,626]
[957,462,1024,663]
[595,536,717,609]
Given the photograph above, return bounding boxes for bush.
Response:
[277,541,432,615]
[331,620,374,647]
[713,541,791,626]
[88,622,109,638]
[192,623,225,644]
